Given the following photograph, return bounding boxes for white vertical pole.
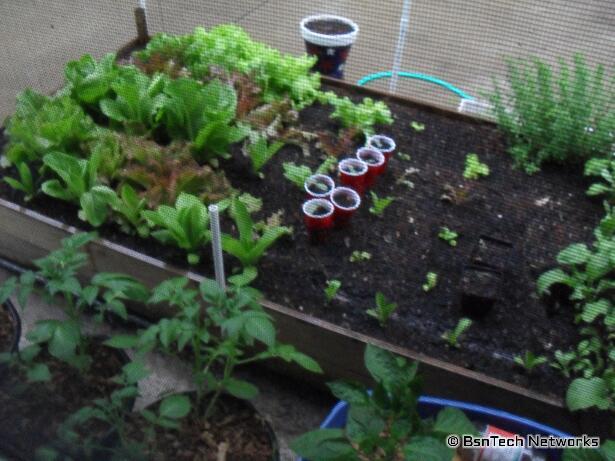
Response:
[389,0,413,94]
[208,205,226,290]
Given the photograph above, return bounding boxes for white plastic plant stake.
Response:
[389,0,413,94]
[208,204,226,291]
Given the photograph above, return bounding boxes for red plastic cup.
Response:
[366,135,396,166]
[302,198,334,243]
[356,147,385,188]
[338,158,368,195]
[330,187,361,227]
[304,174,335,200]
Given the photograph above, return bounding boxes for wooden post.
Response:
[134,7,149,45]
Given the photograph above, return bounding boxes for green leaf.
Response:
[26,363,51,382]
[582,299,610,323]
[291,428,354,460]
[346,404,385,443]
[327,381,368,405]
[364,344,402,387]
[287,350,323,374]
[557,243,591,265]
[0,277,17,304]
[537,268,572,295]
[225,377,258,400]
[122,361,150,385]
[566,377,610,411]
[228,267,258,287]
[47,321,80,362]
[159,394,191,420]
[404,436,453,461]
[433,407,477,436]
[104,334,140,349]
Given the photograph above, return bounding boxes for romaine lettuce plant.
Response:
[142,192,211,265]
[584,156,615,202]
[99,69,167,135]
[321,91,393,136]
[4,161,36,200]
[248,136,284,174]
[282,157,337,189]
[366,292,398,327]
[292,344,477,461]
[64,53,119,106]
[221,198,290,268]
[463,153,490,180]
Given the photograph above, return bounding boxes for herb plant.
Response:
[366,292,398,327]
[514,351,547,374]
[584,155,615,202]
[221,198,290,268]
[422,271,438,292]
[442,318,473,348]
[463,153,490,180]
[292,344,477,461]
[368,191,395,216]
[324,280,341,303]
[248,136,284,174]
[349,251,371,263]
[490,54,615,173]
[142,192,211,265]
[438,227,458,247]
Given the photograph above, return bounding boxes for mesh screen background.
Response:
[1,0,613,120]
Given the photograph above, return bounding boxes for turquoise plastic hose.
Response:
[357,71,474,100]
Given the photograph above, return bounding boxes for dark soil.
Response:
[0,84,602,402]
[332,191,358,208]
[126,393,276,461]
[305,19,354,35]
[0,303,17,353]
[0,341,127,459]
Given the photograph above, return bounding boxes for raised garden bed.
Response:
[0,29,609,439]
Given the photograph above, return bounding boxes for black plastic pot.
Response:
[2,299,21,354]
[135,391,280,461]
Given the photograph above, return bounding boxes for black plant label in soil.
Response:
[0,342,126,458]
[125,393,276,461]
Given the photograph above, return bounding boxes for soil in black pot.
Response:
[0,341,127,459]
[126,394,276,461]
[305,19,354,35]
[0,304,17,353]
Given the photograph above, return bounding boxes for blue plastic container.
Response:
[298,396,572,461]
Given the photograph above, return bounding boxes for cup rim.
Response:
[367,135,396,154]
[356,147,385,168]
[305,174,335,197]
[338,158,368,176]
[300,14,359,47]
[331,186,361,211]
[303,198,335,219]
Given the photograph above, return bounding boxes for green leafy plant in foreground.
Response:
[221,198,291,268]
[4,161,36,201]
[248,136,284,174]
[368,191,395,217]
[282,156,337,189]
[537,205,614,411]
[142,192,211,265]
[442,318,473,348]
[490,54,615,174]
[292,344,477,461]
[514,351,547,374]
[64,53,119,106]
[463,153,490,180]
[366,292,398,327]
[109,275,321,423]
[410,121,425,132]
[422,271,438,292]
[324,280,341,304]
[0,233,148,377]
[321,92,393,136]
[438,227,459,247]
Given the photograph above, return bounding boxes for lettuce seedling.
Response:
[99,69,167,135]
[142,192,211,264]
[584,156,615,201]
[438,226,458,246]
[282,157,337,189]
[349,251,371,262]
[324,280,341,303]
[248,136,284,174]
[4,162,36,201]
[514,351,547,374]
[422,271,438,292]
[369,191,395,217]
[442,317,472,348]
[222,198,290,268]
[463,153,490,180]
[321,92,393,136]
[292,344,477,461]
[410,121,425,132]
[366,292,398,327]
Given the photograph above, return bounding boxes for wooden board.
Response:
[0,197,583,434]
